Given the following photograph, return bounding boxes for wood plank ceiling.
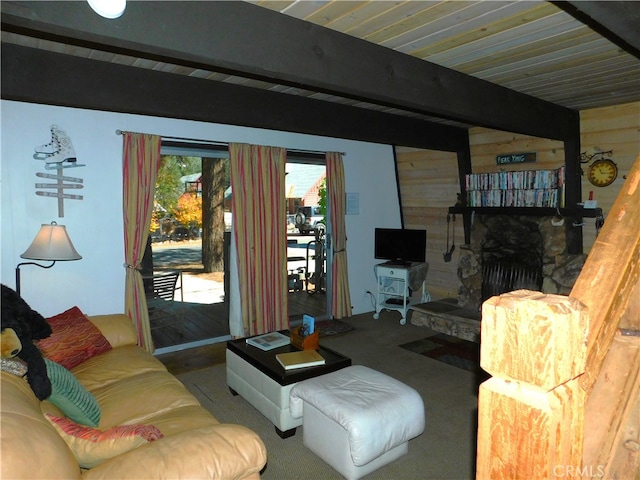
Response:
[245,0,640,116]
[2,0,639,129]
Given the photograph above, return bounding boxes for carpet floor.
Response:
[177,309,479,480]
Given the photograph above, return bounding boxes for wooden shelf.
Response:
[449,206,603,254]
[448,206,603,218]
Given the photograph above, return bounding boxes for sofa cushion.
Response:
[72,345,167,392]
[87,314,138,349]
[1,373,81,479]
[38,307,112,370]
[141,405,221,437]
[45,358,101,427]
[90,370,201,428]
[45,414,163,469]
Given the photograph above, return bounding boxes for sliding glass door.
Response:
[285,160,330,323]
[147,143,331,352]
[148,143,231,353]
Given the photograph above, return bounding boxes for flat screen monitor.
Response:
[374,228,427,265]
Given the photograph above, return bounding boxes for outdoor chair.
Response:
[143,271,184,333]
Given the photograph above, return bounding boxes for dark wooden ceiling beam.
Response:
[1,0,578,141]
[555,1,640,60]
[1,43,468,152]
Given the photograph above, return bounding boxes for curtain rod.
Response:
[115,130,345,156]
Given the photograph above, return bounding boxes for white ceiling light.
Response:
[87,0,126,19]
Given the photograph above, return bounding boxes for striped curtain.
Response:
[122,133,162,352]
[229,143,288,336]
[326,152,352,319]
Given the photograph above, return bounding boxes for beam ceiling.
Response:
[1,0,579,141]
[1,43,469,152]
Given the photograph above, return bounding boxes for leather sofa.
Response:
[1,313,267,479]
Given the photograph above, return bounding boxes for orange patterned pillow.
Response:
[37,307,112,370]
[45,414,164,468]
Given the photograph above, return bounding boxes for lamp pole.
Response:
[15,261,57,296]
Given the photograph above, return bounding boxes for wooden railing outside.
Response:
[476,154,640,479]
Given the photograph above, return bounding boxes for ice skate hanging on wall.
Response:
[33,125,85,217]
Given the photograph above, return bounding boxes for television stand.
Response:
[373,262,430,325]
[384,260,412,267]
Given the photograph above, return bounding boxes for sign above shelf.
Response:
[496,152,537,165]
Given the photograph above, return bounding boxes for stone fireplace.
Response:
[457,215,587,312]
[409,213,587,341]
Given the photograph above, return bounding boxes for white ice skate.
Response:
[34,125,84,169]
[34,124,63,159]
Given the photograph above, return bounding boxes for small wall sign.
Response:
[496,152,537,165]
[346,192,359,215]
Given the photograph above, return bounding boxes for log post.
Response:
[477,290,589,479]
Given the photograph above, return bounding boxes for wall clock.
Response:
[587,158,618,187]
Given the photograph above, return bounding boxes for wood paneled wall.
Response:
[395,101,639,302]
[395,147,460,301]
[580,102,640,250]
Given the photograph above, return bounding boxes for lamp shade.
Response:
[87,0,126,19]
[20,222,82,261]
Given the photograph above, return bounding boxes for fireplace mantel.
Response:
[448,206,603,254]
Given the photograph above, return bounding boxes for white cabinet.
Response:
[373,262,430,325]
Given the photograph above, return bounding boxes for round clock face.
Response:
[587,159,618,187]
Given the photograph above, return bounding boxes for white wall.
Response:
[1,101,400,317]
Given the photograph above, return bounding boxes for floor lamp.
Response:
[15,221,82,296]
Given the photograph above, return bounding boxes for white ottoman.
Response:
[290,365,425,480]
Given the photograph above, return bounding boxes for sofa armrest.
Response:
[87,314,139,348]
[82,424,267,480]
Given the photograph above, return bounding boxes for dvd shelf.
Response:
[465,166,564,208]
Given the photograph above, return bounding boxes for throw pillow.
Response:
[45,358,101,427]
[37,306,112,370]
[45,414,164,469]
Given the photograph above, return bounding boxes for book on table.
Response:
[245,331,290,351]
[276,350,326,370]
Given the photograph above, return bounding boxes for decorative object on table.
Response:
[302,314,315,335]
[15,221,82,296]
[289,325,319,351]
[290,315,319,350]
[0,284,53,400]
[245,331,290,351]
[33,125,85,217]
[275,350,325,370]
